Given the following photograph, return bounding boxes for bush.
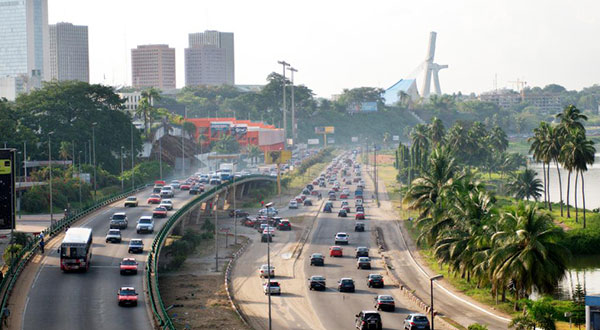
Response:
[561,227,600,255]
[3,244,23,266]
[468,324,488,330]
[21,177,93,212]
[121,161,172,187]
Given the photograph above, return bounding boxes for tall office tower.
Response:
[48,22,89,82]
[131,44,176,90]
[185,30,234,86]
[0,0,50,80]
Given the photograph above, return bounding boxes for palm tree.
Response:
[247,145,263,165]
[546,125,564,216]
[561,129,595,226]
[410,124,430,172]
[557,104,587,132]
[136,88,162,141]
[529,122,550,206]
[491,203,569,310]
[429,117,445,146]
[489,125,509,154]
[59,141,72,161]
[506,169,543,201]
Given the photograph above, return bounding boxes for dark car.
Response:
[303,198,313,206]
[306,184,314,191]
[323,204,332,213]
[278,220,291,231]
[310,253,325,266]
[338,278,355,292]
[338,209,348,217]
[308,275,326,291]
[367,274,384,288]
[261,233,273,243]
[355,311,382,330]
[189,185,201,194]
[128,239,144,254]
[374,295,395,312]
[109,213,128,229]
[355,247,369,258]
[356,206,365,213]
[355,222,365,232]
[229,209,250,218]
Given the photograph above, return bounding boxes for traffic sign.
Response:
[264,150,292,164]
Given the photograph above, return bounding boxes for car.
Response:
[261,233,273,242]
[306,184,314,191]
[323,204,333,213]
[335,232,349,245]
[404,314,430,330]
[136,216,154,233]
[229,209,249,218]
[329,246,343,257]
[367,274,384,288]
[110,213,128,229]
[356,247,369,258]
[303,198,313,206]
[342,205,351,213]
[259,264,275,278]
[355,212,365,220]
[311,190,319,196]
[209,178,222,185]
[170,180,180,189]
[128,239,144,253]
[338,209,348,217]
[310,253,325,266]
[258,208,278,217]
[302,188,311,195]
[328,194,337,201]
[189,185,202,194]
[147,194,161,204]
[357,257,371,269]
[340,193,349,199]
[308,275,326,291]
[319,181,326,187]
[355,311,382,330]
[353,177,361,182]
[244,217,257,227]
[263,281,281,295]
[159,199,173,210]
[124,196,138,207]
[263,226,276,236]
[289,200,299,209]
[278,219,291,231]
[160,186,175,198]
[356,205,364,213]
[152,206,168,218]
[295,196,304,203]
[338,278,355,292]
[105,229,122,243]
[152,186,162,194]
[119,257,138,275]
[117,287,138,306]
[355,222,365,232]
[180,183,191,190]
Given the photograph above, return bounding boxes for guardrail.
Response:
[0,182,151,328]
[146,175,276,329]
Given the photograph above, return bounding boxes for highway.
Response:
[22,185,197,330]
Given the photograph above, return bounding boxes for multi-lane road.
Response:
[22,185,196,330]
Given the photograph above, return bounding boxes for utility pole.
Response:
[278,60,290,146]
[287,66,298,141]
[266,203,273,330]
[182,107,187,177]
[92,122,97,201]
[48,132,54,228]
[159,137,163,180]
[120,146,124,191]
[214,197,218,271]
[23,141,27,181]
[233,174,237,245]
[374,144,378,202]
[78,151,82,205]
[131,124,135,190]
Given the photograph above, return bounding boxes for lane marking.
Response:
[21,296,29,330]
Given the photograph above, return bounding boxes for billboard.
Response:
[210,122,231,137]
[232,125,247,138]
[393,135,400,141]
[347,102,378,113]
[328,138,335,144]
[351,137,358,142]
[265,150,292,164]
[307,139,319,145]
[315,126,335,134]
[0,149,15,230]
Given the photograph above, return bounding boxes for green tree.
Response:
[428,117,445,146]
[213,134,240,154]
[561,129,595,226]
[506,169,543,201]
[136,87,162,141]
[247,145,263,165]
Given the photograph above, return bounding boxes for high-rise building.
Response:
[131,44,176,90]
[185,30,234,86]
[48,22,89,82]
[0,0,49,99]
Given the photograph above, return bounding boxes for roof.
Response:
[383,78,418,105]
[63,228,93,244]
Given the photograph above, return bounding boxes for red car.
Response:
[153,206,168,218]
[180,184,191,190]
[355,212,365,220]
[119,257,138,275]
[147,194,161,204]
[312,180,319,185]
[117,286,138,306]
[244,218,257,227]
[154,180,166,186]
[332,187,339,192]
[311,190,319,196]
[342,205,351,213]
[340,193,349,199]
[295,196,303,203]
[329,246,343,257]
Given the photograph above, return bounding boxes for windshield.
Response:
[61,245,87,258]
[119,289,136,296]
[127,197,136,201]
[370,275,382,280]
[108,230,120,235]
[130,240,143,246]
[379,296,393,301]
[122,260,136,265]
[414,316,428,321]
[341,280,353,284]
[112,214,125,220]
[139,219,152,224]
[312,277,325,281]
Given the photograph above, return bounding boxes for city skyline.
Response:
[47,0,600,98]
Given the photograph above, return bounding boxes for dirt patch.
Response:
[160,274,249,329]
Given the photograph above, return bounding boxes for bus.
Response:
[59,227,93,272]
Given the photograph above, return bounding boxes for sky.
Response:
[49,0,600,98]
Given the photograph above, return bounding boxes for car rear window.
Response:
[122,260,136,265]
[109,230,120,235]
[364,313,381,320]
[414,316,428,321]
[112,214,126,220]
[139,218,152,224]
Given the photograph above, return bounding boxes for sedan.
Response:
[310,253,325,266]
[119,257,138,275]
[128,239,144,254]
[159,199,173,210]
[404,314,431,330]
[355,212,365,220]
[374,295,395,312]
[367,274,384,288]
[357,257,371,269]
[338,209,348,217]
[263,281,281,295]
[337,278,355,292]
[152,207,168,218]
[329,246,343,257]
[308,276,326,291]
[117,287,138,306]
[147,194,161,204]
[105,229,122,243]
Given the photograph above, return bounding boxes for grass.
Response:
[507,138,530,155]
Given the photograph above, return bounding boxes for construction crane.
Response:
[508,79,527,101]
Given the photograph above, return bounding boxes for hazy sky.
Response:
[49,0,600,98]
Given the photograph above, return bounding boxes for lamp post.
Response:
[23,141,27,182]
[430,274,443,330]
[159,135,163,180]
[131,123,135,190]
[78,151,82,206]
[267,201,273,330]
[120,146,124,191]
[277,60,290,145]
[92,122,97,200]
[287,66,298,141]
[48,132,55,228]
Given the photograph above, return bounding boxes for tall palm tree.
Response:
[491,204,570,310]
[561,129,595,226]
[546,125,564,216]
[489,125,509,154]
[429,117,445,146]
[136,88,162,141]
[506,169,543,201]
[557,104,587,132]
[529,122,550,206]
[410,124,430,171]
[559,132,579,219]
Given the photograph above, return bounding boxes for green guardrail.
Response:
[0,181,154,327]
[146,175,276,329]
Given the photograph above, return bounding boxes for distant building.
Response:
[48,22,89,82]
[479,88,565,114]
[479,89,521,110]
[118,91,144,116]
[0,72,42,101]
[383,79,419,105]
[185,30,234,86]
[131,44,176,90]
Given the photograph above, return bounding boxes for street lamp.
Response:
[48,132,55,229]
[430,274,443,330]
[92,122,97,201]
[120,146,125,191]
[131,123,135,190]
[78,151,82,206]
[278,60,290,144]
[287,66,298,141]
[264,201,274,330]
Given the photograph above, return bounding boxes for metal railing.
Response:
[146,175,276,329]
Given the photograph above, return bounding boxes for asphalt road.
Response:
[22,186,197,330]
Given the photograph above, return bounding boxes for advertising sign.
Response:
[315,126,335,134]
[265,150,292,164]
[393,135,400,141]
[347,102,378,113]
[210,122,231,137]
[307,139,319,145]
[232,125,247,137]
[0,149,15,230]
[328,138,335,144]
[351,137,358,142]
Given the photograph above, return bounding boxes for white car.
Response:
[259,264,275,278]
[170,180,180,189]
[159,199,173,210]
[136,216,155,234]
[335,232,349,245]
[263,227,276,236]
[105,229,122,243]
[288,200,298,209]
[263,281,281,295]
[160,186,174,198]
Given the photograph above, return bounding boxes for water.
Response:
[531,156,600,210]
[556,255,600,300]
